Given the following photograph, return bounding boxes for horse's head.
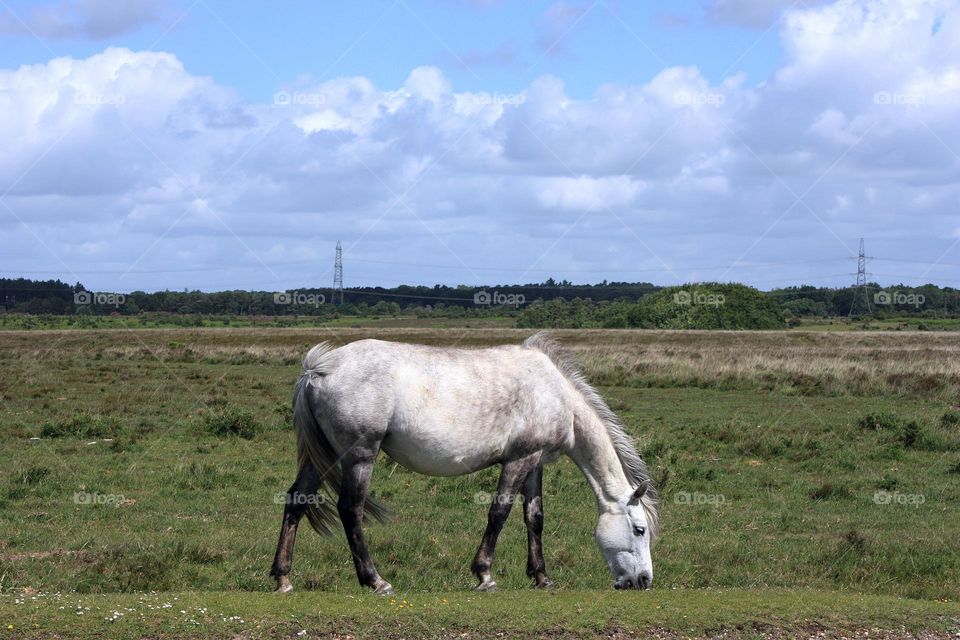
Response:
[595,483,654,590]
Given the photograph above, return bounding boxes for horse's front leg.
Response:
[339,455,394,595]
[521,464,554,589]
[471,453,542,592]
[269,461,320,593]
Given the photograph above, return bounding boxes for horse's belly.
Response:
[380,428,507,476]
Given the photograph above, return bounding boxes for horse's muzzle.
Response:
[614,573,652,590]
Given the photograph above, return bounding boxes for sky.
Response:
[0,0,958,293]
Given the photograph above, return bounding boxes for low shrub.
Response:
[898,420,923,448]
[198,407,260,439]
[857,411,901,431]
[809,481,851,500]
[40,414,120,438]
[940,411,960,429]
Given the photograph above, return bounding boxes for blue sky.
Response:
[0,1,785,100]
[0,0,957,293]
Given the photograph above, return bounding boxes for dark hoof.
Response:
[534,577,555,589]
[373,580,395,596]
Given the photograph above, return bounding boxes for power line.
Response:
[338,256,851,274]
[870,257,960,268]
[6,255,960,277]
[0,256,851,276]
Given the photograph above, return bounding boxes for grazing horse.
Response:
[269,332,659,594]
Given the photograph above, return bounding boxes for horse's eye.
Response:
[633,526,646,537]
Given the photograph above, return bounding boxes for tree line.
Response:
[2,278,958,328]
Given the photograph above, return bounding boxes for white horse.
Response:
[269,332,659,594]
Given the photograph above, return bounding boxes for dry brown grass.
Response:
[2,327,959,399]
[563,330,960,400]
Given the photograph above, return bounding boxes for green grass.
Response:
[1,327,958,637]
[796,316,960,331]
[0,313,518,331]
[2,589,957,639]
[4,312,959,332]
[3,387,957,597]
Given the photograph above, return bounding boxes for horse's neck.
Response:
[569,412,631,511]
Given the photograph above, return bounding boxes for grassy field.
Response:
[3,589,957,639]
[1,327,959,638]
[0,313,519,331]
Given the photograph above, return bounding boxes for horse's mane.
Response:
[523,331,660,541]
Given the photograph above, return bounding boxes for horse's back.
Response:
[308,339,575,475]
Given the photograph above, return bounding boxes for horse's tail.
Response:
[293,342,390,536]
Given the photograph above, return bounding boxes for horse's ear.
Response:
[627,482,648,506]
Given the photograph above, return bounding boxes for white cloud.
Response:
[2,0,959,292]
[535,176,645,211]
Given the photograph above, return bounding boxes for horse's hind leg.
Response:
[339,454,394,595]
[269,461,320,593]
[471,453,542,592]
[521,464,554,589]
